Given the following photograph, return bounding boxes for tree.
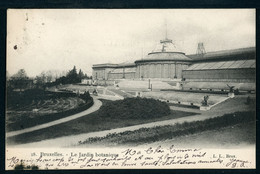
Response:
[10,69,31,91]
[35,72,46,89]
[67,66,77,76]
[78,69,84,81]
[67,66,80,84]
[50,66,82,85]
[45,70,54,83]
[11,69,28,80]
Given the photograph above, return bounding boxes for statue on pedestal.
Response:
[227,84,235,93]
[201,95,209,106]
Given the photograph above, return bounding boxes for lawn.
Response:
[76,111,255,147]
[7,99,198,145]
[156,121,256,149]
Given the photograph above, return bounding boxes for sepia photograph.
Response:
[5,9,256,169]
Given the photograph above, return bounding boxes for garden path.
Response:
[10,95,254,148]
[6,97,102,138]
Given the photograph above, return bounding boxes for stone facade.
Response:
[134,62,190,79]
[92,38,255,82]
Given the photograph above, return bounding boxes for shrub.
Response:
[97,97,171,119]
[79,91,91,102]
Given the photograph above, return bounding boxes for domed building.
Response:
[92,36,255,84]
[134,38,192,79]
[92,37,192,80]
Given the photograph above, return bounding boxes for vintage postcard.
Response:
[6,9,256,170]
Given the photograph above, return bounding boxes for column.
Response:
[150,64,154,78]
[161,64,164,78]
[168,63,171,78]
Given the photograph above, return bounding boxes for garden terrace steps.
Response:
[183,81,255,92]
[103,89,116,96]
[141,91,228,107]
[107,88,134,98]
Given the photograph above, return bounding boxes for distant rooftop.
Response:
[117,61,136,67]
[187,47,255,61]
[92,63,118,68]
[92,61,135,69]
[92,46,256,69]
[135,52,192,63]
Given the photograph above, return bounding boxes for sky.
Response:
[7,9,255,77]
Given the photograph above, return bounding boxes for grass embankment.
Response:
[7,98,197,145]
[6,99,93,132]
[78,111,255,146]
[163,121,256,148]
[6,90,93,131]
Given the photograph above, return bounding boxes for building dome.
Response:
[136,38,192,63]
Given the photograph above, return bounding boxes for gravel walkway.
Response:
[6,97,102,138]
[10,95,255,148]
